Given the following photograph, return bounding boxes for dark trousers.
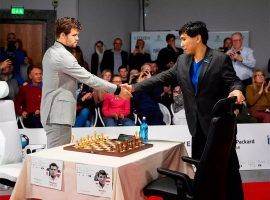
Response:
[23,114,43,128]
[191,126,244,200]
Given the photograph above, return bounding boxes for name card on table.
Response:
[76,163,112,198]
[30,157,63,190]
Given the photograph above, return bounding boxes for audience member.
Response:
[128,69,140,84]
[14,66,43,128]
[156,34,183,71]
[101,38,128,75]
[227,32,256,87]
[118,65,129,84]
[0,61,19,100]
[218,37,232,53]
[133,63,164,125]
[74,83,95,127]
[72,46,90,71]
[0,33,26,85]
[102,75,134,126]
[129,39,151,70]
[246,69,270,123]
[20,56,33,82]
[91,40,105,76]
[171,85,187,125]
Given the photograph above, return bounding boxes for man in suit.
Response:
[41,17,131,149]
[100,38,128,75]
[122,21,244,200]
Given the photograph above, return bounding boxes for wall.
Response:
[77,0,140,65]
[144,0,270,71]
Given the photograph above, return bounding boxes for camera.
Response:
[135,45,139,49]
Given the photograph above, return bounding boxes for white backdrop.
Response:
[19,123,270,171]
[131,31,249,61]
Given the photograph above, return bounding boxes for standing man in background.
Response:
[41,17,131,148]
[123,21,245,200]
[227,32,256,87]
[156,33,183,72]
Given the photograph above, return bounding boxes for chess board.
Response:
[63,132,153,157]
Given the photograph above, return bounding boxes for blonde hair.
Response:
[252,69,265,90]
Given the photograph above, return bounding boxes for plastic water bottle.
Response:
[139,116,148,143]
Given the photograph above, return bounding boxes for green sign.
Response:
[11,7,24,15]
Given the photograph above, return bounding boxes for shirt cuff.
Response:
[114,85,121,95]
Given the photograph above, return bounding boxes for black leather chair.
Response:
[143,96,237,200]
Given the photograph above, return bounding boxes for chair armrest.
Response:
[182,156,199,167]
[157,167,193,194]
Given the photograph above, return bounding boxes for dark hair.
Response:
[223,37,232,44]
[55,17,82,38]
[49,163,58,169]
[166,34,176,42]
[179,21,208,44]
[118,65,128,72]
[95,40,104,47]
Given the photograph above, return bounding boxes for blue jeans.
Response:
[103,117,135,127]
[74,108,92,127]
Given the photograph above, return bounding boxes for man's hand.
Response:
[118,87,132,99]
[120,83,134,93]
[228,89,245,104]
[0,59,12,70]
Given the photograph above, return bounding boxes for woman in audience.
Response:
[72,46,90,72]
[102,75,134,126]
[91,41,105,77]
[246,69,270,122]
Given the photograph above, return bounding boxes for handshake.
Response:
[118,84,134,99]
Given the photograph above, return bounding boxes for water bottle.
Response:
[139,116,148,143]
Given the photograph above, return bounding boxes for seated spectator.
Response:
[133,63,164,125]
[160,85,173,112]
[74,84,95,127]
[218,37,232,53]
[118,65,129,84]
[0,61,19,100]
[102,75,134,126]
[14,66,43,128]
[93,69,112,105]
[246,69,270,123]
[91,40,105,77]
[129,39,151,71]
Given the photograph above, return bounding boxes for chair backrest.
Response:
[193,96,237,200]
[170,104,187,125]
[0,100,22,165]
[158,103,171,125]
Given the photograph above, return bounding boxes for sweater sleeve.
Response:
[246,85,261,106]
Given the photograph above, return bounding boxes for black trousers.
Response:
[191,126,244,200]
